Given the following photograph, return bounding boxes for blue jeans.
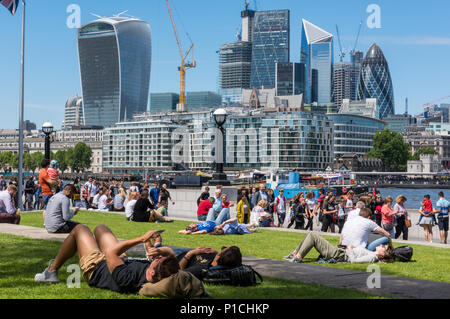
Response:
[197,214,207,221]
[366,236,389,252]
[42,194,53,210]
[206,207,230,225]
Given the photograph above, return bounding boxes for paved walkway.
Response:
[1,224,449,299]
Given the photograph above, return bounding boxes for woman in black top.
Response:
[321,194,337,233]
[370,193,384,226]
[132,190,155,222]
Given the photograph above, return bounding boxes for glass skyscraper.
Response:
[250,10,290,89]
[300,19,333,104]
[357,43,395,119]
[78,17,152,128]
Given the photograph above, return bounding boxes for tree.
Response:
[0,152,12,172]
[411,147,437,161]
[23,153,35,172]
[31,152,45,173]
[54,150,69,173]
[368,129,410,172]
[8,153,19,171]
[69,142,92,173]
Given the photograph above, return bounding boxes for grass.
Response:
[0,233,387,299]
[19,211,450,283]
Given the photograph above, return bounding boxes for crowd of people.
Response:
[194,183,449,245]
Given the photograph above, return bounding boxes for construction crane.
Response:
[335,25,345,62]
[349,21,363,60]
[422,96,450,109]
[165,0,196,112]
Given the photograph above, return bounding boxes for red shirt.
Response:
[423,199,432,212]
[222,201,231,208]
[381,205,394,223]
[197,200,212,216]
[38,168,53,196]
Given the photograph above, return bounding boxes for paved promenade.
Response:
[1,223,449,299]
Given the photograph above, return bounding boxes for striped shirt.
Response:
[436,198,449,216]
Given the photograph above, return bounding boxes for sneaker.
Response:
[283,253,294,261]
[34,266,60,283]
[289,257,303,264]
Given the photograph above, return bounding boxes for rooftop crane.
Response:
[349,21,363,59]
[335,25,345,62]
[423,96,450,109]
[165,0,196,112]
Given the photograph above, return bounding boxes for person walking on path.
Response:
[158,184,175,215]
[274,189,287,228]
[381,196,396,238]
[150,182,160,206]
[393,195,410,241]
[434,192,449,244]
[251,183,269,211]
[0,185,21,225]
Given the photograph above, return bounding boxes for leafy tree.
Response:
[54,150,69,173]
[31,152,45,172]
[0,152,12,172]
[410,147,437,161]
[23,153,35,172]
[368,129,410,172]
[69,142,92,173]
[8,153,19,170]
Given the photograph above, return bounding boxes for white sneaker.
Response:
[34,266,60,283]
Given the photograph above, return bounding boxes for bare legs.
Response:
[423,225,433,243]
[49,224,99,272]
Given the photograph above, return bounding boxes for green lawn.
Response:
[16,211,450,283]
[0,233,386,299]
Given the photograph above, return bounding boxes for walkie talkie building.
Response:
[357,43,395,119]
[78,17,152,128]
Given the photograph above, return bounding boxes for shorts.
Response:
[54,221,80,234]
[79,250,106,282]
[438,216,449,232]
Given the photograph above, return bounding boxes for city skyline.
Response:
[1,0,450,129]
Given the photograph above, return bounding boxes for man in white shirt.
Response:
[346,201,365,220]
[97,187,112,211]
[0,185,20,224]
[341,208,391,251]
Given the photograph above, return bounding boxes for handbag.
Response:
[405,218,411,228]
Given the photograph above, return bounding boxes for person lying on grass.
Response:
[208,218,258,235]
[283,232,395,264]
[179,203,232,234]
[146,245,243,280]
[34,224,206,298]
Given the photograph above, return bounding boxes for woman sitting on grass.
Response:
[283,232,394,264]
[250,200,273,227]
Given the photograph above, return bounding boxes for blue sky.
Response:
[1,0,450,130]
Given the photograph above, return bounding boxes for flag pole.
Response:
[18,0,25,211]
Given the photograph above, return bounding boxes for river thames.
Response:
[378,188,447,209]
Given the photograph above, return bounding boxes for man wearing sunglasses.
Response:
[34,224,180,295]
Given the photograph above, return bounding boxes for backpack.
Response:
[201,265,263,287]
[393,246,413,262]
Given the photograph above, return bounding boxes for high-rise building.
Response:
[186,91,222,111]
[333,62,360,109]
[300,19,333,104]
[241,7,255,42]
[150,93,179,114]
[275,62,305,96]
[78,17,152,128]
[250,10,290,89]
[218,41,252,104]
[357,43,395,119]
[62,95,85,130]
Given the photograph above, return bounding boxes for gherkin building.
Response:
[357,43,395,119]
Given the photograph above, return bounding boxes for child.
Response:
[47,160,61,193]
[418,194,436,225]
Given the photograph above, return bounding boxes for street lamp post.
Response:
[42,122,54,160]
[209,109,230,186]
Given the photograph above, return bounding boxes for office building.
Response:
[241,6,255,42]
[78,16,152,128]
[275,62,305,96]
[333,62,360,109]
[150,93,179,114]
[186,91,222,111]
[383,114,417,133]
[339,98,377,118]
[62,95,84,130]
[218,41,252,104]
[357,43,395,119]
[404,131,450,169]
[327,113,385,159]
[300,19,333,104]
[250,10,290,89]
[241,88,303,109]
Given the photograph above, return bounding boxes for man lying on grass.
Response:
[34,224,206,298]
[283,232,395,264]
